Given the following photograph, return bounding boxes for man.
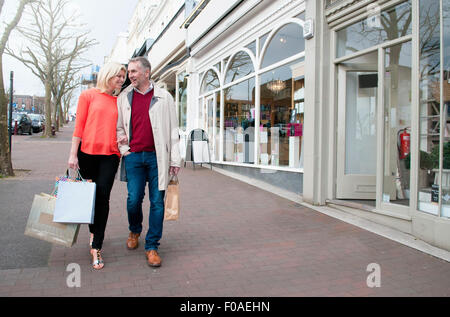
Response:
[117,56,181,267]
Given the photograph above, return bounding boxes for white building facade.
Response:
[113,0,450,252]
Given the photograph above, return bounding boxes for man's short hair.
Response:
[129,56,151,77]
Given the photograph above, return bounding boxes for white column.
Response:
[303,0,329,205]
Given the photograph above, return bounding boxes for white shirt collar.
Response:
[133,82,154,95]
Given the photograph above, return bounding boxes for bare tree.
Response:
[0,0,35,177]
[51,54,88,131]
[62,81,76,122]
[7,0,96,137]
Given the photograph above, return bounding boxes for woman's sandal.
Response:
[90,248,104,270]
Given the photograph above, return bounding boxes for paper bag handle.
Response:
[65,168,85,181]
[169,174,178,185]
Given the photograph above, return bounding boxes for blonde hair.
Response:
[96,62,127,95]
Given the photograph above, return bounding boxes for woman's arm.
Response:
[68,136,81,169]
[68,91,89,170]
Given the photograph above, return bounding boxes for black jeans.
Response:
[78,150,120,250]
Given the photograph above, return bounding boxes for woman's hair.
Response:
[96,61,126,95]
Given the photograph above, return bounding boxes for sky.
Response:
[2,0,139,99]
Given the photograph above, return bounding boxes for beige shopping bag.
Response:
[24,193,80,247]
[164,175,179,221]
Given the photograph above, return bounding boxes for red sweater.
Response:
[129,89,155,152]
[73,88,120,157]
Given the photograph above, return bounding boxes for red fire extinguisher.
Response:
[398,128,410,159]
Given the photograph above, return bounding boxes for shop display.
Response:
[289,136,300,168]
[270,127,280,166]
[261,153,269,165]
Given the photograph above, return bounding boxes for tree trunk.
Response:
[52,98,59,132]
[0,59,14,176]
[0,0,32,176]
[58,103,64,127]
[43,79,53,137]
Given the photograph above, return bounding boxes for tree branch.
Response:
[0,0,35,55]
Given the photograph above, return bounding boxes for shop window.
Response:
[417,0,444,216]
[443,0,450,217]
[223,78,255,163]
[296,12,305,20]
[261,23,305,69]
[214,62,221,73]
[245,41,256,57]
[260,33,269,55]
[198,97,203,126]
[259,58,304,167]
[225,51,255,84]
[204,91,221,161]
[200,69,220,94]
[383,41,412,207]
[177,71,188,131]
[336,1,412,58]
[224,56,230,70]
[326,0,339,7]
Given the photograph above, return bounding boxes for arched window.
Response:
[261,22,305,69]
[225,51,255,84]
[200,69,220,94]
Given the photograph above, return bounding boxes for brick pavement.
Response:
[1,122,450,297]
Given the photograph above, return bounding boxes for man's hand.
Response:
[169,166,180,176]
[117,135,128,145]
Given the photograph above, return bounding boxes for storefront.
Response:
[148,0,450,252]
[185,0,306,194]
[322,0,450,250]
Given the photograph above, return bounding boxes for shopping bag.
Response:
[164,175,179,221]
[53,169,96,224]
[24,193,80,247]
[53,169,87,197]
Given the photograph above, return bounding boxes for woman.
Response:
[68,62,126,270]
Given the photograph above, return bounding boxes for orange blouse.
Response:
[73,88,120,157]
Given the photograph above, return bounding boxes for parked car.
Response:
[29,113,44,133]
[9,113,33,135]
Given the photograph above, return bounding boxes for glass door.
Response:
[204,94,217,161]
[336,50,378,200]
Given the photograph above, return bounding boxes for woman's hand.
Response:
[68,137,81,170]
[68,153,79,170]
[117,135,128,145]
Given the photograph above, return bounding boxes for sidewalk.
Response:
[1,122,450,297]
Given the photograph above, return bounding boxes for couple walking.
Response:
[67,56,181,270]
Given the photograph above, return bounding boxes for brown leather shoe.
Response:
[126,232,140,250]
[145,250,161,267]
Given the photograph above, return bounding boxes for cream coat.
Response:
[116,83,181,191]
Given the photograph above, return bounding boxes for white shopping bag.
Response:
[53,181,96,224]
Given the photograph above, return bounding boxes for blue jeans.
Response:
[124,151,165,251]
